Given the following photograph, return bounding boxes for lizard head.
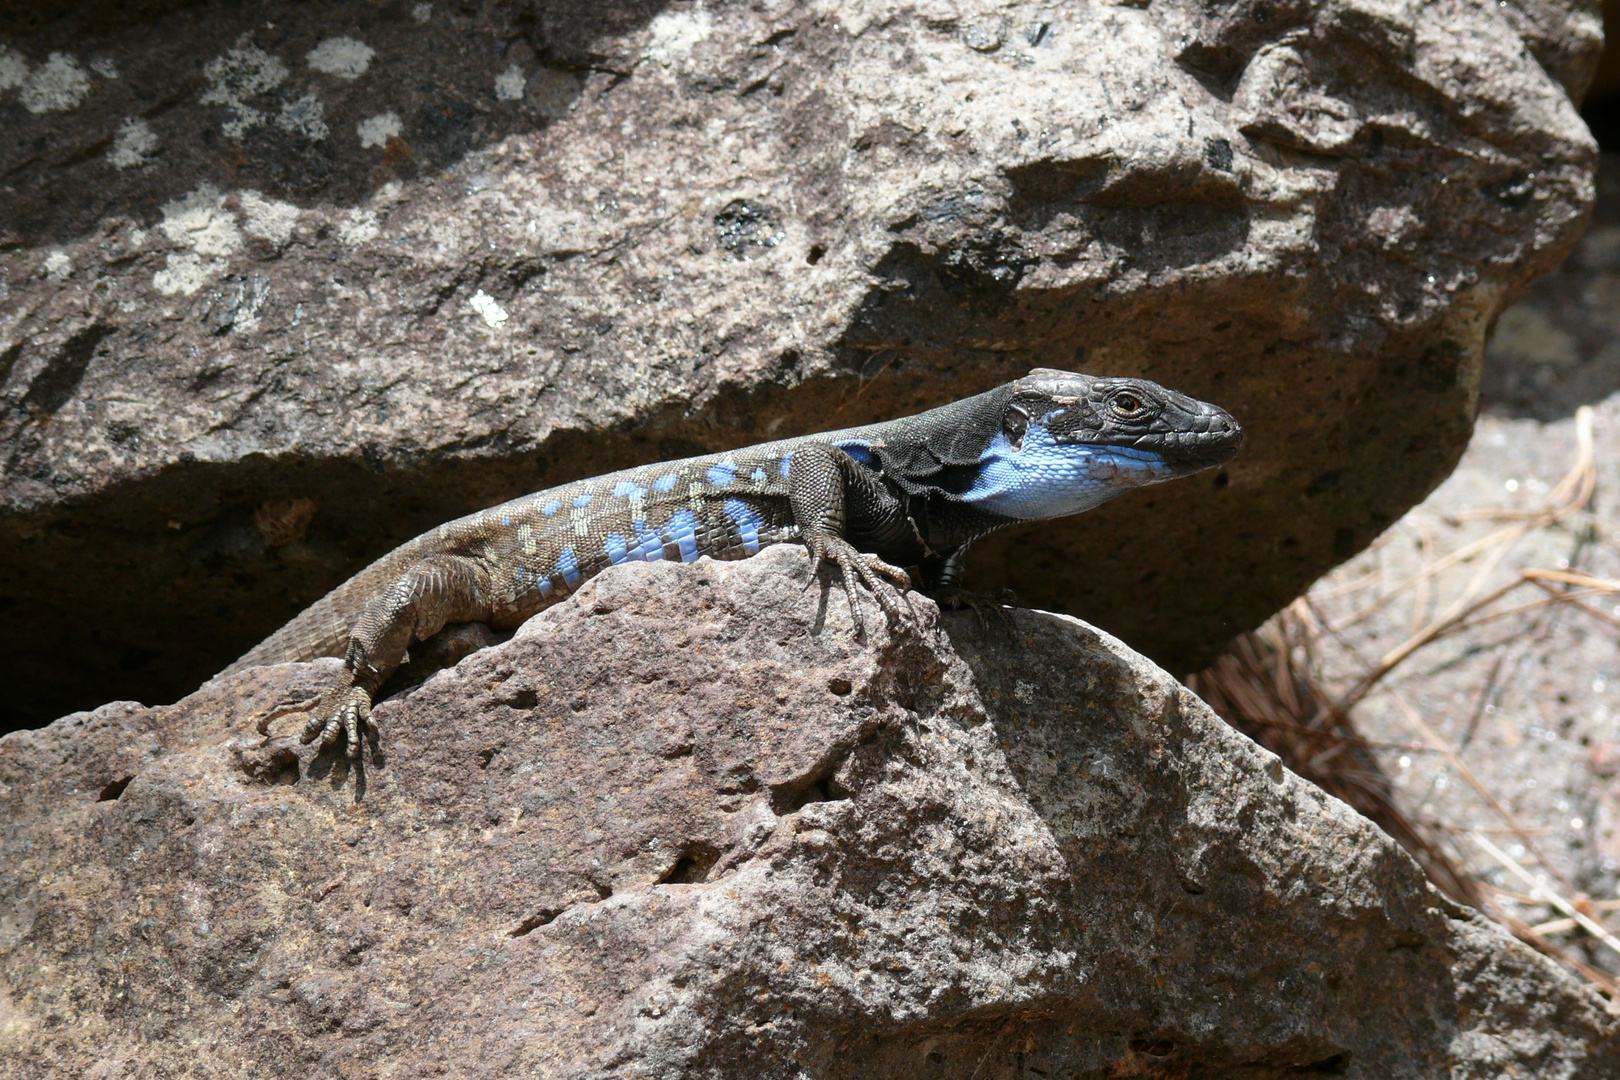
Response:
[944,369,1242,522]
[1009,368,1243,474]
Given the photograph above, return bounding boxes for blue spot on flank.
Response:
[724,498,765,555]
[605,533,629,565]
[751,467,767,482]
[653,472,679,493]
[514,566,526,580]
[502,515,512,527]
[779,453,793,478]
[538,578,554,598]
[707,461,737,488]
[556,546,581,588]
[573,493,593,509]
[613,480,647,499]
[542,499,561,517]
[835,440,876,466]
[633,520,663,561]
[960,423,1176,520]
[666,509,700,562]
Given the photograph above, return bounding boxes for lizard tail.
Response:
[220,588,353,675]
[219,538,432,676]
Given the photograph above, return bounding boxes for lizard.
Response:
[223,368,1242,757]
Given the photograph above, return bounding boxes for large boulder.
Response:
[0,0,1602,726]
[1,547,1615,1077]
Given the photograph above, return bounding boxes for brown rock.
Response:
[1,547,1614,1077]
[0,1,1602,726]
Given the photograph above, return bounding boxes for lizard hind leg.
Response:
[293,552,499,758]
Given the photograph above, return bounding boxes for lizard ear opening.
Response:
[1002,404,1029,452]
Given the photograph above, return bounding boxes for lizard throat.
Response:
[959,424,1179,521]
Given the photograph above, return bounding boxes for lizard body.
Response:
[225,369,1242,754]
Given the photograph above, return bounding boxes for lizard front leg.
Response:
[787,443,912,636]
[300,553,497,756]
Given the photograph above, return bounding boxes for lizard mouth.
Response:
[1119,408,1243,473]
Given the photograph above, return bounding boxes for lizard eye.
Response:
[1002,405,1028,452]
[1111,392,1144,418]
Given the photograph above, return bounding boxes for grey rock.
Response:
[0,0,1602,726]
[0,546,1615,1078]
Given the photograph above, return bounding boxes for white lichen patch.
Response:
[158,184,242,258]
[43,250,72,281]
[276,94,329,141]
[0,46,27,91]
[494,64,526,102]
[153,252,227,296]
[645,8,714,65]
[469,290,509,328]
[412,3,433,23]
[240,190,300,247]
[307,36,374,79]
[357,111,402,149]
[201,42,289,139]
[22,52,91,113]
[337,208,380,247]
[108,118,159,169]
[90,57,118,79]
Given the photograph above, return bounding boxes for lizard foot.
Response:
[805,536,912,638]
[931,586,1019,636]
[254,682,374,759]
[300,685,374,759]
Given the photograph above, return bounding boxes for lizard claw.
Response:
[254,692,321,737]
[301,686,373,758]
[805,536,911,637]
[932,586,1018,636]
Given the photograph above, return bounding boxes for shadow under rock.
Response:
[1480,151,1620,421]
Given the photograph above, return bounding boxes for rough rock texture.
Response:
[0,0,1602,727]
[2,547,1616,1078]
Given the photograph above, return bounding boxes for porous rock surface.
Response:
[2,547,1615,1078]
[0,1,1602,726]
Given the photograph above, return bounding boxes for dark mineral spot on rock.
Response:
[714,199,784,258]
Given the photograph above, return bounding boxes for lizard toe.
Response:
[301,708,342,750]
[342,688,372,758]
[863,554,911,589]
